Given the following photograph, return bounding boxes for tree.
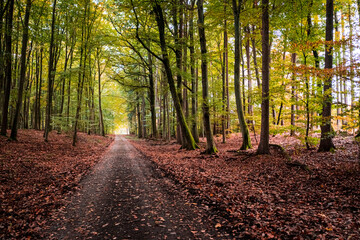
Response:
[318,0,335,152]
[197,0,217,154]
[138,0,198,150]
[10,0,32,140]
[257,0,270,154]
[1,0,14,136]
[189,0,199,143]
[232,0,252,150]
[44,0,57,142]
[96,47,106,137]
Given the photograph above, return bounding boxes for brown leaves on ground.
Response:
[0,130,113,239]
[129,133,360,239]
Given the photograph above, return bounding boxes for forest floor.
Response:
[129,133,360,239]
[1,130,359,239]
[41,135,224,239]
[0,129,114,239]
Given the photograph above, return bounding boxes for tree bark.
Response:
[257,0,270,154]
[222,1,228,143]
[148,49,157,138]
[0,0,14,136]
[197,0,217,154]
[232,0,252,150]
[189,1,199,143]
[44,0,57,141]
[290,53,296,136]
[10,0,32,140]
[97,48,105,136]
[245,26,253,118]
[318,0,335,152]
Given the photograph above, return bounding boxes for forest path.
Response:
[44,135,218,240]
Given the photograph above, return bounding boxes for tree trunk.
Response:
[222,2,228,143]
[142,94,147,138]
[44,0,57,141]
[318,0,335,152]
[0,0,14,136]
[0,1,5,117]
[197,0,217,154]
[232,0,252,150]
[67,51,73,127]
[257,0,270,154]
[290,53,296,136]
[148,49,157,138]
[73,0,89,146]
[137,100,142,138]
[251,25,261,88]
[173,0,184,145]
[245,26,253,118]
[189,1,199,143]
[10,0,32,140]
[97,49,105,136]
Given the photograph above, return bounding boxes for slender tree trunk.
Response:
[348,5,355,132]
[67,51,73,127]
[97,49,105,136]
[222,1,228,143]
[10,0,32,140]
[303,54,311,149]
[142,94,147,138]
[137,99,142,138]
[251,25,261,88]
[34,49,40,129]
[318,0,335,152]
[197,0,217,154]
[189,1,199,143]
[290,53,296,136]
[0,0,14,136]
[173,0,184,145]
[44,0,57,141]
[245,26,253,118]
[73,0,89,146]
[183,10,189,120]
[257,0,270,154]
[148,49,157,138]
[0,1,5,117]
[232,0,252,150]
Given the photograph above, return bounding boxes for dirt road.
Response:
[44,136,222,239]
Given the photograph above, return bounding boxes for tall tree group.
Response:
[0,0,120,144]
[1,0,359,153]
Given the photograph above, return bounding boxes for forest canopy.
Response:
[0,0,359,152]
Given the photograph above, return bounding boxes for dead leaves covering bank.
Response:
[129,134,360,239]
[0,130,113,239]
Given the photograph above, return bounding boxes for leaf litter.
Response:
[129,133,360,239]
[0,129,113,239]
